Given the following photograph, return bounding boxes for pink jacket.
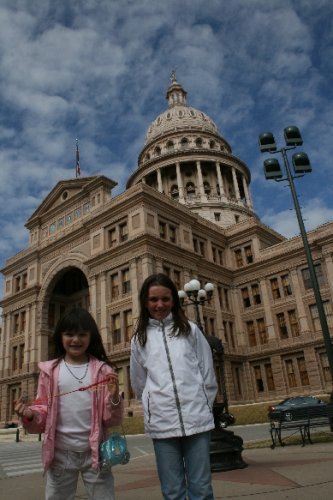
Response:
[22,356,123,472]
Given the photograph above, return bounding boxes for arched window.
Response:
[195,138,203,148]
[186,182,195,199]
[204,182,211,195]
[209,140,216,149]
[171,185,179,200]
[166,141,174,152]
[180,138,189,150]
[154,146,161,156]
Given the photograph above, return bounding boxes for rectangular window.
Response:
[270,278,281,299]
[285,359,297,387]
[246,321,256,347]
[14,275,21,292]
[229,321,235,348]
[281,274,292,296]
[277,312,288,339]
[124,310,133,343]
[218,249,224,265]
[297,357,309,386]
[319,352,332,382]
[212,246,217,263]
[19,344,24,370]
[108,228,117,248]
[110,273,119,299]
[159,221,166,239]
[244,245,253,264]
[173,270,181,291]
[257,318,268,344]
[163,266,170,277]
[224,289,230,310]
[111,313,121,345]
[302,263,325,289]
[119,223,128,242]
[241,287,251,308]
[234,249,243,268]
[254,365,264,392]
[265,363,275,391]
[169,225,176,243]
[122,269,131,294]
[199,241,205,256]
[22,273,28,290]
[20,311,26,332]
[288,309,300,337]
[251,284,261,305]
[12,346,18,371]
[14,313,20,335]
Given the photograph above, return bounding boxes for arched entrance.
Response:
[46,267,89,360]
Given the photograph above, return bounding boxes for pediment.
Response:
[26,176,116,228]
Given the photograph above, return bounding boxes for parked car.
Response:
[268,395,327,420]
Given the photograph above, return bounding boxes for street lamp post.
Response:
[178,279,247,471]
[259,126,333,382]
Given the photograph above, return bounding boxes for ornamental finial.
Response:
[170,69,177,83]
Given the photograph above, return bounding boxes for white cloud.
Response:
[0,0,332,273]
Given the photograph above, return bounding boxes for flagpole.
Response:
[76,139,81,177]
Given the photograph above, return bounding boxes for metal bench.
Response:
[269,404,333,448]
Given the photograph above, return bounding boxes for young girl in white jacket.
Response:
[130,273,217,500]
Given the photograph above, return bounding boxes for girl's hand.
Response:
[14,396,33,421]
[106,372,120,403]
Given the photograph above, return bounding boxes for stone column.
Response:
[157,168,163,193]
[259,279,276,340]
[231,167,241,200]
[90,275,97,318]
[4,314,11,376]
[196,161,206,201]
[215,162,225,198]
[242,175,252,208]
[176,162,185,203]
[24,306,31,370]
[1,313,8,377]
[130,259,140,320]
[324,253,333,299]
[100,272,108,345]
[29,304,38,367]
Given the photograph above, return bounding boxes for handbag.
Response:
[100,429,130,469]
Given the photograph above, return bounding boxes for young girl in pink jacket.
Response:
[15,306,123,500]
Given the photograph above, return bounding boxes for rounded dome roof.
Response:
[144,74,219,147]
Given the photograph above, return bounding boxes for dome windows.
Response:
[195,138,203,148]
[180,138,189,150]
[166,141,174,152]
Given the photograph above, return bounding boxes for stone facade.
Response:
[1,76,333,426]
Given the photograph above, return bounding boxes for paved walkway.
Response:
[1,440,333,499]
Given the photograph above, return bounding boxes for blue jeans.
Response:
[153,431,214,500]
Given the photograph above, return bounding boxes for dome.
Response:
[144,74,219,147]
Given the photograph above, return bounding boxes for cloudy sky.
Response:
[0,0,333,280]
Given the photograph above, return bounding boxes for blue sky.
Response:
[0,0,333,280]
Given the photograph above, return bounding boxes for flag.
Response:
[76,140,81,177]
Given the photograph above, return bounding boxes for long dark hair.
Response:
[52,306,112,365]
[133,273,191,346]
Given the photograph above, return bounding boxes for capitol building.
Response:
[1,75,333,425]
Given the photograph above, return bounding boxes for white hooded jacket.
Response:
[130,314,218,439]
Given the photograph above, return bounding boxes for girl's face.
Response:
[61,330,91,364]
[146,285,174,321]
